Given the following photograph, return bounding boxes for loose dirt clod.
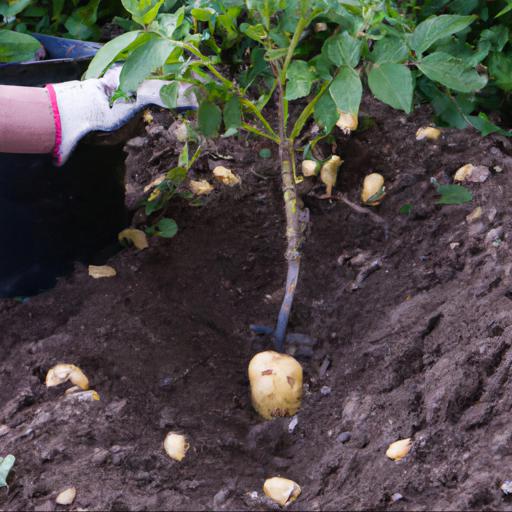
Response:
[263,477,301,506]
[55,487,76,505]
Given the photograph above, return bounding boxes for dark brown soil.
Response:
[3,98,512,511]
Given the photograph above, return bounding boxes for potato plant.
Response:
[87,0,490,351]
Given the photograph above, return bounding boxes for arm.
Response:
[0,66,196,165]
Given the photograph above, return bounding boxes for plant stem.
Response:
[272,77,305,351]
[241,123,280,143]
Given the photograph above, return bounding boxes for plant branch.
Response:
[241,98,279,138]
[241,123,280,143]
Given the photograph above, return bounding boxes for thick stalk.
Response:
[273,79,304,351]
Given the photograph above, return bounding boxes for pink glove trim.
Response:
[45,84,63,165]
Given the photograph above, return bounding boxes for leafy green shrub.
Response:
[85,0,504,349]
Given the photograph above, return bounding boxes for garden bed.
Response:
[2,97,512,511]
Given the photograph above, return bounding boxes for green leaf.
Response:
[167,166,187,183]
[64,0,100,40]
[370,36,409,63]
[417,52,487,93]
[436,184,473,205]
[160,81,180,108]
[223,96,242,129]
[191,7,215,21]
[152,7,185,37]
[121,0,165,26]
[85,30,142,79]
[0,30,42,63]
[467,113,511,137]
[120,37,175,93]
[488,52,512,91]
[285,60,314,101]
[178,142,188,168]
[259,148,272,159]
[479,26,509,53]
[399,203,413,215]
[367,63,413,113]
[264,47,288,61]
[329,66,362,115]
[496,1,512,17]
[410,15,475,55]
[157,217,178,238]
[198,101,222,136]
[240,23,267,41]
[0,455,15,488]
[324,31,362,68]
[0,0,31,17]
[314,92,338,131]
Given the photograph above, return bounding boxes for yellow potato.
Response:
[56,487,76,505]
[164,432,189,461]
[213,166,241,186]
[454,163,474,182]
[415,127,441,141]
[46,364,89,390]
[386,438,412,461]
[263,477,301,506]
[118,228,149,250]
[301,160,319,177]
[320,155,343,198]
[189,179,214,196]
[361,173,385,206]
[88,265,116,279]
[336,111,358,134]
[248,351,303,420]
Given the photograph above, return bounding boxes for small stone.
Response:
[55,487,76,505]
[391,492,403,502]
[337,431,351,443]
[159,376,173,390]
[91,448,109,466]
[288,415,299,434]
[320,386,332,396]
[125,136,145,149]
[468,221,486,237]
[467,165,490,183]
[466,207,483,223]
[213,488,232,509]
[0,424,10,437]
[449,242,460,250]
[501,481,512,495]
[485,226,504,245]
[494,165,503,173]
[487,207,498,222]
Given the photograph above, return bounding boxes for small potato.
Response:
[301,160,319,177]
[263,477,301,506]
[248,351,303,420]
[118,228,149,250]
[386,438,412,461]
[361,173,385,206]
[164,432,189,461]
[46,364,89,390]
[454,163,474,182]
[336,111,358,134]
[416,126,441,141]
[213,166,241,186]
[189,179,214,196]
[320,156,343,198]
[56,487,76,505]
[88,265,116,279]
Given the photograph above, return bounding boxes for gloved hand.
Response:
[46,65,196,165]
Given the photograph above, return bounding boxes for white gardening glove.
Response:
[45,65,196,165]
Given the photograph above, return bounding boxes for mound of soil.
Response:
[3,98,512,511]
